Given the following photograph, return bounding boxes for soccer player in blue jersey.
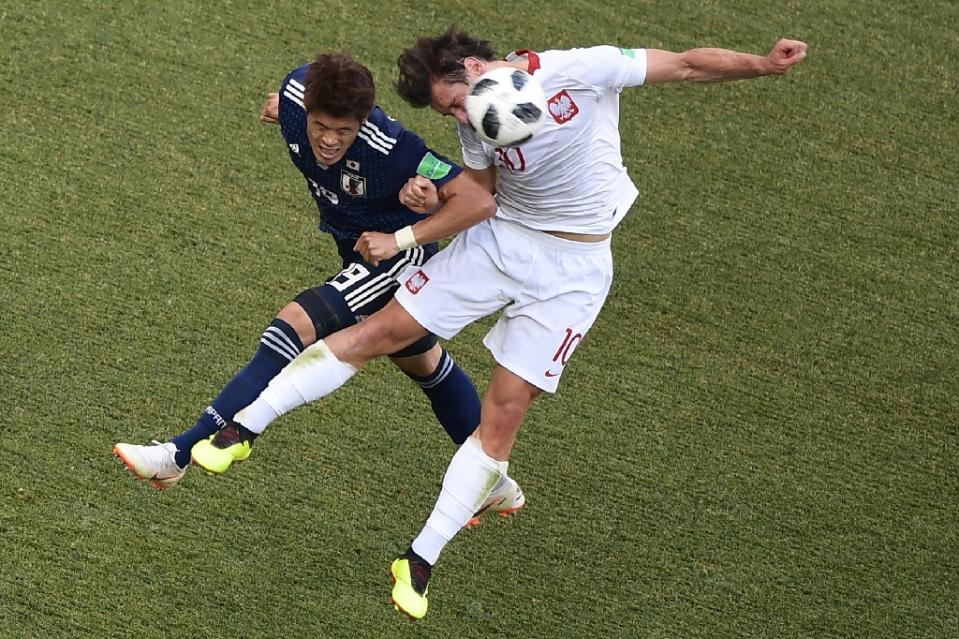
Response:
[113,53,525,518]
[216,31,807,619]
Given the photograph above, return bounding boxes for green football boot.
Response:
[390,548,432,620]
[190,422,255,474]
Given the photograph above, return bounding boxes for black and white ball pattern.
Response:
[465,66,548,148]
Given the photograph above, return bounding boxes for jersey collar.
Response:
[506,49,541,74]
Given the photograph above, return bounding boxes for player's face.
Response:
[430,59,497,125]
[430,79,471,125]
[306,111,362,165]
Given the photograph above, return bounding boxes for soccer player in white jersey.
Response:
[226,29,807,618]
[112,53,525,519]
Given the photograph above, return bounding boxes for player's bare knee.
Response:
[277,301,316,345]
[351,314,408,358]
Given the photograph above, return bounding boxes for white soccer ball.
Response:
[465,66,547,148]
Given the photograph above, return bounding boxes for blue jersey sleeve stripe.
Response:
[289,77,306,93]
[283,90,305,110]
[356,129,390,155]
[285,82,304,99]
[360,121,398,145]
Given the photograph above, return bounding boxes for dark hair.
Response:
[304,53,375,120]
[396,27,496,108]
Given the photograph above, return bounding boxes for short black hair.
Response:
[305,53,375,119]
[396,27,496,108]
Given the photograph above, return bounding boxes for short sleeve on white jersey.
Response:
[555,45,648,91]
[457,123,494,170]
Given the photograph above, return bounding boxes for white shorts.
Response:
[395,216,613,392]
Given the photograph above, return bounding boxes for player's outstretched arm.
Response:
[354,172,496,265]
[644,39,807,85]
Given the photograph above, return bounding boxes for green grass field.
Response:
[2,1,957,637]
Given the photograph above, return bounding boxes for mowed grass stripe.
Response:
[2,1,957,637]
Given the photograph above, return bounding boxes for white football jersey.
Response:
[458,46,648,235]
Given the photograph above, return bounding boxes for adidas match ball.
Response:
[465,66,547,148]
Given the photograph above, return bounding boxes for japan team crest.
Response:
[340,170,367,197]
[404,269,430,294]
[547,90,579,124]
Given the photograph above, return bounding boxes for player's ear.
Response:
[463,56,487,78]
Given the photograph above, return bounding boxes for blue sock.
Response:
[170,318,304,467]
[406,350,481,445]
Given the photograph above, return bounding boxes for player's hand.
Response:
[260,92,280,124]
[400,175,440,213]
[766,39,807,75]
[354,231,400,267]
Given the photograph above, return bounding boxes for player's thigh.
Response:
[328,245,434,318]
[326,298,431,363]
[484,260,613,393]
[293,245,434,341]
[394,220,515,340]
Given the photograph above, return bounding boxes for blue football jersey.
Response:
[278,64,462,240]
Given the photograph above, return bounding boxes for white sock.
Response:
[234,340,357,434]
[411,437,508,565]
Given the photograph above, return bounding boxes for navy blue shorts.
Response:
[324,237,439,357]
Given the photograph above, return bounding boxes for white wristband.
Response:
[394,225,418,250]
